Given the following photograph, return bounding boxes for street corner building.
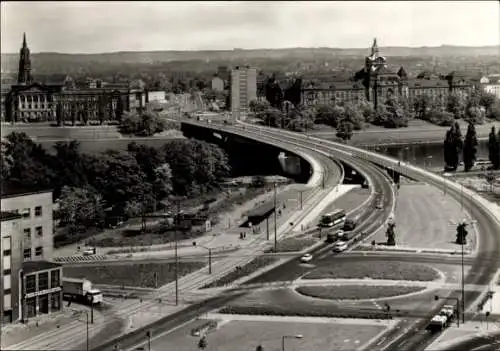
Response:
[1,33,148,124]
[1,183,63,324]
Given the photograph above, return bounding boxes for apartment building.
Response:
[1,184,54,262]
[1,212,23,324]
[1,185,63,324]
[231,66,257,120]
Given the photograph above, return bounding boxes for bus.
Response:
[319,209,346,228]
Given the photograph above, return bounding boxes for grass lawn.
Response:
[264,237,318,253]
[295,285,426,300]
[303,261,439,281]
[220,288,388,319]
[201,257,279,289]
[84,186,272,248]
[63,262,205,288]
[155,319,385,351]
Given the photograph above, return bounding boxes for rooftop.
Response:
[0,211,22,222]
[1,182,53,199]
[23,260,62,275]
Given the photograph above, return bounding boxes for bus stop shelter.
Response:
[242,201,278,238]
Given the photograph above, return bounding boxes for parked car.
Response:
[300,253,313,263]
[83,248,96,256]
[333,241,348,252]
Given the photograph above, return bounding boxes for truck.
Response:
[427,315,448,332]
[439,304,456,323]
[62,277,103,305]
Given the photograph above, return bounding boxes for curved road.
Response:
[184,120,500,351]
[6,123,344,351]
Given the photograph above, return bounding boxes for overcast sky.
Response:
[1,1,499,54]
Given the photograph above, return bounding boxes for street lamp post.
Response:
[274,183,278,252]
[201,246,213,274]
[282,334,303,351]
[299,190,303,210]
[86,312,89,351]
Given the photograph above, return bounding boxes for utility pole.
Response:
[90,303,94,324]
[266,217,269,240]
[208,248,212,274]
[299,191,303,210]
[86,312,89,351]
[461,235,465,324]
[175,199,181,306]
[274,183,278,252]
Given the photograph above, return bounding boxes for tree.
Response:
[85,150,149,216]
[314,104,343,128]
[463,123,478,172]
[386,222,396,246]
[153,163,173,201]
[357,100,375,122]
[57,186,104,227]
[446,93,465,119]
[0,138,13,182]
[52,141,90,194]
[413,95,432,120]
[3,132,55,189]
[488,126,500,170]
[384,99,409,128]
[251,175,266,188]
[119,110,167,136]
[464,105,486,125]
[487,100,500,121]
[255,346,264,351]
[249,99,271,114]
[478,91,497,111]
[343,103,364,130]
[427,109,454,127]
[336,119,354,141]
[443,122,463,171]
[256,106,282,127]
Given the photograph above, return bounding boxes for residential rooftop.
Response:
[1,182,53,199]
[23,261,62,275]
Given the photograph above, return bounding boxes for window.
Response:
[35,246,43,257]
[50,292,61,311]
[22,208,31,219]
[35,206,43,217]
[26,275,36,294]
[24,228,31,239]
[38,272,49,290]
[3,269,11,275]
[24,248,32,260]
[35,226,43,237]
[3,249,11,256]
[4,288,11,295]
[50,270,60,288]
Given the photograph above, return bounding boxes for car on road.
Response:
[300,253,313,263]
[82,248,96,256]
[333,241,348,252]
[375,203,383,209]
[326,229,345,243]
[343,219,356,231]
[427,315,448,332]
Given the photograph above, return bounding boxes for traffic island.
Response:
[295,285,426,301]
[301,261,440,282]
[63,262,206,288]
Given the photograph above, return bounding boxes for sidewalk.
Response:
[53,182,298,259]
[427,321,500,350]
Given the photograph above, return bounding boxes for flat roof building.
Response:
[1,183,54,262]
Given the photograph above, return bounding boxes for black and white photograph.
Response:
[1,1,499,350]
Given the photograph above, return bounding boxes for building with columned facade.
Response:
[299,38,473,108]
[2,33,146,124]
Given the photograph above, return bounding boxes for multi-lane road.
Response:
[182,120,500,351]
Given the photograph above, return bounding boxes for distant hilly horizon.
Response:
[1,44,499,74]
[2,44,500,56]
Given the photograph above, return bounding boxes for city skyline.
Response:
[1,1,499,54]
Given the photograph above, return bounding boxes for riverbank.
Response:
[310,119,499,146]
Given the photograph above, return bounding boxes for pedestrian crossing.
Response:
[53,255,108,263]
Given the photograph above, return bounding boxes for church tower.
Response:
[17,33,33,85]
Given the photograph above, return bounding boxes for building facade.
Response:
[1,186,54,262]
[20,261,63,323]
[300,38,473,108]
[1,212,23,324]
[211,76,225,92]
[2,34,146,124]
[230,66,257,120]
[480,74,500,99]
